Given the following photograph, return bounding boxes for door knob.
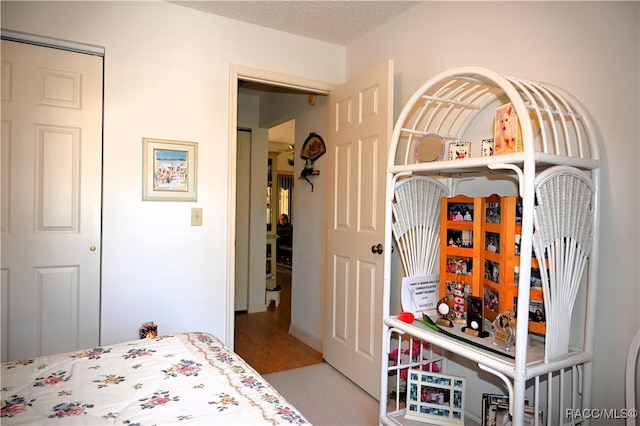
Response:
[90,246,96,252]
[371,243,383,254]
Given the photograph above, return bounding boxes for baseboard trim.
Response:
[289,324,322,352]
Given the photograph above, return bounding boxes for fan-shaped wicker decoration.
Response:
[391,176,449,277]
[532,166,595,362]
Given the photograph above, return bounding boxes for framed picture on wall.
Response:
[143,138,198,201]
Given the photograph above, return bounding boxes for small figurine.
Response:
[139,321,158,339]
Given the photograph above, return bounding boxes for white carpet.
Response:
[264,362,379,426]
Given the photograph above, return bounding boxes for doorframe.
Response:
[226,64,333,349]
[1,29,104,56]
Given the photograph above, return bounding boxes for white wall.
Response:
[1,0,345,346]
[347,1,639,418]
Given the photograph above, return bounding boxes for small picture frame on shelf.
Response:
[483,287,500,317]
[481,138,495,157]
[448,141,471,160]
[406,370,466,425]
[528,300,545,323]
[494,102,522,154]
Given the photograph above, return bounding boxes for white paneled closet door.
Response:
[1,39,103,361]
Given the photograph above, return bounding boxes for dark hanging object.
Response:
[299,132,326,191]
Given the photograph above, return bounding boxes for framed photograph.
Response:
[446,256,473,276]
[485,231,500,253]
[448,141,471,160]
[446,229,473,249]
[528,299,545,323]
[485,200,501,224]
[406,370,465,425]
[481,138,495,157]
[446,201,474,222]
[530,268,543,288]
[143,138,198,201]
[494,102,522,154]
[484,259,500,283]
[484,286,500,317]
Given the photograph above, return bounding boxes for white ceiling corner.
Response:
[167,1,421,45]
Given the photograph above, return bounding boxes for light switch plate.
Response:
[191,208,203,226]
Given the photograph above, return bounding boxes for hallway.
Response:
[234,265,324,375]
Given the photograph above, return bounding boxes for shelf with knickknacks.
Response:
[380,66,601,426]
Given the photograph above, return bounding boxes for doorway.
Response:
[226,68,331,357]
[233,81,324,374]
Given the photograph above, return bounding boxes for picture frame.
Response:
[481,138,495,157]
[484,286,500,318]
[494,102,522,154]
[484,259,500,284]
[485,231,500,253]
[406,370,466,425]
[446,229,473,249]
[446,256,473,276]
[142,138,198,201]
[448,141,471,160]
[485,200,501,224]
[446,201,474,222]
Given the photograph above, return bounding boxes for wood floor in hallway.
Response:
[234,265,324,375]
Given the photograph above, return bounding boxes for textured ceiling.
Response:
[168,1,420,45]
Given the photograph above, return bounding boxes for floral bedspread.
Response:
[1,332,309,425]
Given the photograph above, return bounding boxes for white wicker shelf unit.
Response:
[380,66,600,426]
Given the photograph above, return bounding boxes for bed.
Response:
[1,332,309,425]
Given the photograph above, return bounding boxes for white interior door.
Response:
[1,40,103,361]
[324,60,393,399]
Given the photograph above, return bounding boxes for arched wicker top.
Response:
[388,66,600,175]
